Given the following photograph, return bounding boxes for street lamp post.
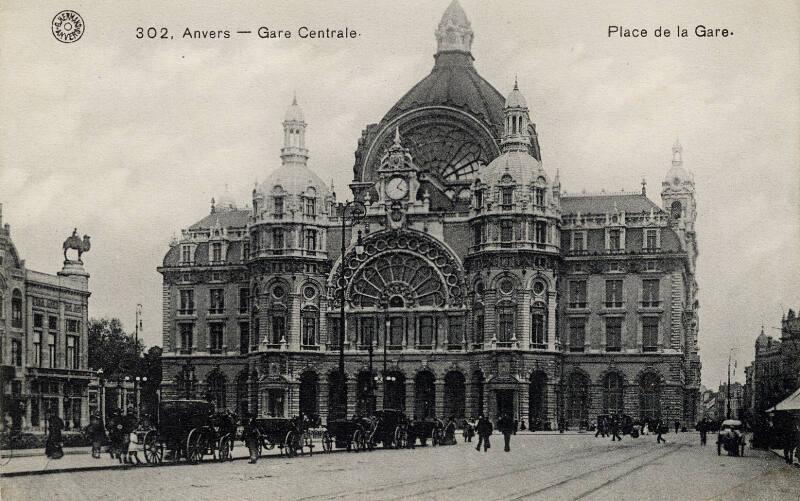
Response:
[335,201,366,420]
[97,368,105,425]
[134,303,143,350]
[726,348,737,419]
[134,376,148,420]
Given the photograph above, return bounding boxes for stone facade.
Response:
[747,310,800,415]
[158,2,701,429]
[0,206,93,431]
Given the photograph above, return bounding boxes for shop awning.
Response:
[766,387,800,412]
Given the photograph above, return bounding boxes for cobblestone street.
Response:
[3,433,798,501]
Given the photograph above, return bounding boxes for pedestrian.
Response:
[44,412,65,459]
[475,415,492,452]
[783,421,797,465]
[674,419,680,434]
[595,416,606,438]
[86,414,106,459]
[463,419,475,443]
[498,413,514,452]
[610,415,622,442]
[128,427,143,465]
[698,418,708,446]
[512,418,518,435]
[121,408,137,464]
[656,420,666,444]
[243,416,261,464]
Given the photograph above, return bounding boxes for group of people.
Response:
[462,414,518,452]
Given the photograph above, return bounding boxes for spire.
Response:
[394,126,401,146]
[435,0,473,54]
[641,177,647,196]
[281,96,309,166]
[672,138,683,166]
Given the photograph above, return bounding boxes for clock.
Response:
[386,176,409,200]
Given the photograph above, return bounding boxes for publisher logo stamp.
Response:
[52,10,84,43]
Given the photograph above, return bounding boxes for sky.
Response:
[1,0,798,389]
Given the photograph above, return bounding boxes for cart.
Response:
[254,416,314,458]
[409,417,443,446]
[323,417,370,452]
[366,409,409,450]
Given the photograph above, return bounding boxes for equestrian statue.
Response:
[63,228,91,262]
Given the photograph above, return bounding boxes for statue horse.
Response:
[63,228,91,262]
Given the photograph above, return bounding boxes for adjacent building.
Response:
[746,310,800,416]
[0,205,93,431]
[158,1,701,429]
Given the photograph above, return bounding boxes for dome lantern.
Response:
[435,0,473,54]
[281,95,309,166]
[500,78,532,152]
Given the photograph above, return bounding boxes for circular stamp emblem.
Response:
[51,10,84,43]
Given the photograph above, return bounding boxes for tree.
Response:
[88,318,143,377]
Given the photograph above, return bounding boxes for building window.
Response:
[419,316,434,348]
[48,333,56,367]
[534,187,545,206]
[475,189,483,208]
[566,373,589,424]
[305,197,316,216]
[209,323,224,354]
[329,320,341,348]
[206,372,226,412]
[179,324,193,353]
[273,228,284,252]
[359,317,375,348]
[389,317,404,347]
[500,221,513,247]
[644,229,659,250]
[239,288,249,314]
[179,289,195,314]
[48,316,58,331]
[569,281,587,308]
[11,339,21,366]
[181,245,192,263]
[531,304,547,348]
[572,231,586,252]
[605,280,623,307]
[242,241,250,260]
[473,223,483,247]
[209,289,225,314]
[305,230,317,253]
[603,373,624,414]
[605,317,622,352]
[67,319,80,333]
[211,242,222,263]
[274,196,284,217]
[497,304,515,344]
[474,309,485,347]
[239,322,249,355]
[642,317,659,352]
[501,187,514,209]
[535,221,547,244]
[66,336,79,369]
[302,309,318,347]
[33,331,41,366]
[447,316,464,348]
[608,229,622,251]
[271,310,286,345]
[569,318,585,352]
[11,290,22,328]
[641,279,660,307]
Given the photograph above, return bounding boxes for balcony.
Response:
[639,301,661,308]
[179,348,193,355]
[301,344,320,351]
[530,343,547,350]
[178,309,196,316]
[604,301,624,309]
[568,302,587,309]
[208,308,225,315]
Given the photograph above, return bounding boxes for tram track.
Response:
[293,442,652,501]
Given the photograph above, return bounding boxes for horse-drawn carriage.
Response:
[409,416,444,446]
[142,400,237,464]
[253,416,314,457]
[366,409,409,450]
[322,416,373,452]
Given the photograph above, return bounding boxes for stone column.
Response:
[289,292,301,350]
[464,381,474,419]
[434,380,445,418]
[405,380,416,418]
[547,291,557,350]
[519,290,531,348]
[346,379,357,418]
[519,382,529,428]
[319,381,329,422]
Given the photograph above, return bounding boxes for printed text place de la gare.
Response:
[608,25,733,38]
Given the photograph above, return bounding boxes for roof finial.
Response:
[210,197,216,214]
[394,126,402,146]
[672,138,683,165]
[292,91,297,106]
[641,177,647,196]
[514,75,519,91]
[435,0,473,54]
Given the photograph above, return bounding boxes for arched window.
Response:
[177,365,197,399]
[299,371,319,418]
[236,371,249,417]
[443,371,465,421]
[602,373,624,415]
[269,305,287,346]
[529,372,548,430]
[473,305,485,348]
[531,302,547,348]
[206,371,227,411]
[639,373,661,421]
[496,301,515,345]
[11,289,22,328]
[414,372,436,419]
[566,372,589,426]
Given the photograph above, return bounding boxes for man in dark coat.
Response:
[86,414,106,458]
[243,416,261,464]
[656,420,666,444]
[595,416,606,438]
[475,415,492,452]
[498,413,514,452]
[45,412,65,459]
[674,419,681,434]
[610,415,622,442]
[698,418,708,446]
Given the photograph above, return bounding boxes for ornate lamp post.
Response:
[335,200,366,420]
[135,376,148,420]
[96,368,106,425]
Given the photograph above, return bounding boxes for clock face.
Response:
[386,176,409,200]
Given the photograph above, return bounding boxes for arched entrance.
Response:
[414,371,436,419]
[529,372,548,430]
[471,370,485,418]
[236,371,249,417]
[356,370,375,416]
[383,371,406,411]
[566,372,590,428]
[639,372,661,422]
[299,371,319,418]
[205,371,227,412]
[443,371,465,421]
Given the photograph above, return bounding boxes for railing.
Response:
[568,302,587,309]
[472,343,484,350]
[642,346,658,353]
[208,308,225,315]
[604,301,624,308]
[447,344,462,350]
[496,341,515,348]
[416,344,433,350]
[301,344,320,351]
[178,309,195,315]
[264,343,282,350]
[569,346,584,353]
[388,344,404,351]
[209,347,223,355]
[530,343,547,350]
[639,301,661,307]
[605,346,622,352]
[179,348,193,355]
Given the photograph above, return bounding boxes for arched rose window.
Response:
[350,253,446,308]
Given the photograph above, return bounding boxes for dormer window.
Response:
[304,197,316,216]
[644,229,660,250]
[534,187,545,206]
[501,187,514,209]
[571,231,587,252]
[607,228,625,251]
[274,196,284,217]
[181,245,192,264]
[211,242,222,263]
[475,189,483,209]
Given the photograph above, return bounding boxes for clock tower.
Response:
[375,128,423,228]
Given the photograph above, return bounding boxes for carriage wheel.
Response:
[393,427,404,449]
[367,429,376,451]
[300,431,314,456]
[433,429,442,447]
[740,441,746,457]
[352,430,362,452]
[322,431,333,453]
[283,431,297,457]
[187,428,204,463]
[256,440,264,458]
[218,435,232,462]
[143,431,163,465]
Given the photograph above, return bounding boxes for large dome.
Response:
[483,150,547,189]
[258,163,329,199]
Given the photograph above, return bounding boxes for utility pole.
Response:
[134,303,143,350]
